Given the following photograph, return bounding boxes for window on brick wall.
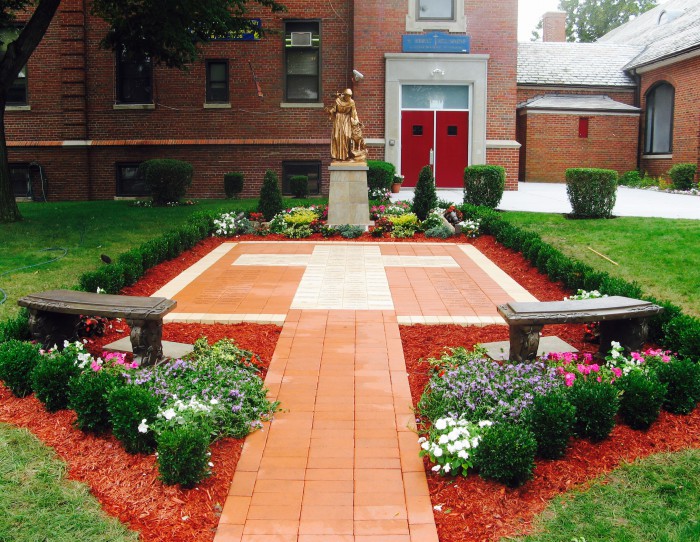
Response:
[0,27,28,105]
[417,0,455,21]
[116,163,149,197]
[284,21,320,102]
[206,60,229,103]
[282,161,321,195]
[644,82,674,154]
[116,47,153,104]
[10,163,30,197]
[578,117,589,138]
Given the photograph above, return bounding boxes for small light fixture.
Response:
[352,69,364,81]
[431,68,445,77]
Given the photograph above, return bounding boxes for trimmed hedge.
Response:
[463,165,506,209]
[139,159,193,205]
[668,163,697,191]
[566,168,618,218]
[367,160,396,194]
[459,204,700,362]
[224,172,244,198]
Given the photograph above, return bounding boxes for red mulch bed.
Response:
[1,232,698,542]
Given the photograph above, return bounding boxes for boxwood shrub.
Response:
[289,175,309,198]
[0,339,41,397]
[32,350,81,412]
[0,309,31,343]
[524,389,575,459]
[68,370,123,434]
[615,370,667,430]
[566,378,619,442]
[653,358,700,415]
[224,172,244,198]
[668,163,697,190]
[139,159,193,205]
[566,168,618,218]
[108,385,160,454]
[367,160,396,194]
[473,422,537,487]
[463,165,506,209]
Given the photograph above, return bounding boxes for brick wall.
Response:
[7,0,521,199]
[638,55,700,181]
[519,112,639,182]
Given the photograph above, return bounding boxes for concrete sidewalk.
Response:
[392,182,700,220]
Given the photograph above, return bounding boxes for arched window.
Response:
[644,82,674,154]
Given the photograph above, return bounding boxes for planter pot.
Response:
[391,182,402,193]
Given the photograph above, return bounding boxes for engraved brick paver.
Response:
[155,242,532,541]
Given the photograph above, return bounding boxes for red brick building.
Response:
[517,0,700,183]
[6,0,521,201]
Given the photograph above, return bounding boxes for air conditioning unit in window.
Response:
[290,32,313,46]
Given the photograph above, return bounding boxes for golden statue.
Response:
[325,88,367,162]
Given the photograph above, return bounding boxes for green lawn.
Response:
[0,198,322,321]
[0,423,139,542]
[501,212,700,317]
[509,449,700,542]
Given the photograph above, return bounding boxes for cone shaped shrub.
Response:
[258,170,284,221]
[412,165,437,221]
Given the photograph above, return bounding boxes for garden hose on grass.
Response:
[0,247,68,305]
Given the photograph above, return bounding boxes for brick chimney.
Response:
[542,11,566,42]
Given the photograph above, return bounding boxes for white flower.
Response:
[471,437,480,448]
[210,398,219,405]
[438,434,449,445]
[433,504,443,511]
[63,340,70,348]
[433,447,443,457]
[478,420,493,428]
[208,462,214,467]
[421,441,431,451]
[431,465,441,472]
[443,463,451,473]
[447,429,460,441]
[457,450,469,459]
[434,418,448,430]
[96,287,106,294]
[163,408,177,420]
[417,437,427,444]
[138,419,149,433]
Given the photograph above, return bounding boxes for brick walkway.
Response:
[154,242,535,542]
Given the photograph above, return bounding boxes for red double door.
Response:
[401,110,469,188]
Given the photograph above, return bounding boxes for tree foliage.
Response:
[0,0,286,222]
[531,0,657,42]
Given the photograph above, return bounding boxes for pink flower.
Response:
[583,353,593,363]
[130,361,139,369]
[597,376,602,382]
[556,366,565,375]
[611,367,622,378]
[590,364,600,372]
[90,360,102,372]
[577,363,589,375]
[564,373,576,387]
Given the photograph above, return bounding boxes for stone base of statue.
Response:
[327,162,372,227]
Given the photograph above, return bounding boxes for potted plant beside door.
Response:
[391,174,404,193]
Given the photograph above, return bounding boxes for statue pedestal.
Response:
[327,162,372,227]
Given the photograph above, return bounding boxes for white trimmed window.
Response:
[406,0,465,33]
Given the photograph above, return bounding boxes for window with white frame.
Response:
[644,82,674,154]
[284,21,320,102]
[406,0,465,32]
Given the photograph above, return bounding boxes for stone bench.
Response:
[18,289,176,366]
[496,296,664,362]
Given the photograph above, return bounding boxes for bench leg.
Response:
[509,325,543,362]
[27,309,80,350]
[128,319,164,366]
[599,317,648,357]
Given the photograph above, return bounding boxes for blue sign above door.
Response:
[402,32,470,53]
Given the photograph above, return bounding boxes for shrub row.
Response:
[458,203,700,362]
[78,212,214,295]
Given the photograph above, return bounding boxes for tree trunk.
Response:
[0,100,22,223]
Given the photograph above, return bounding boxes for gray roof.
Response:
[518,42,642,86]
[599,0,700,69]
[517,94,640,113]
